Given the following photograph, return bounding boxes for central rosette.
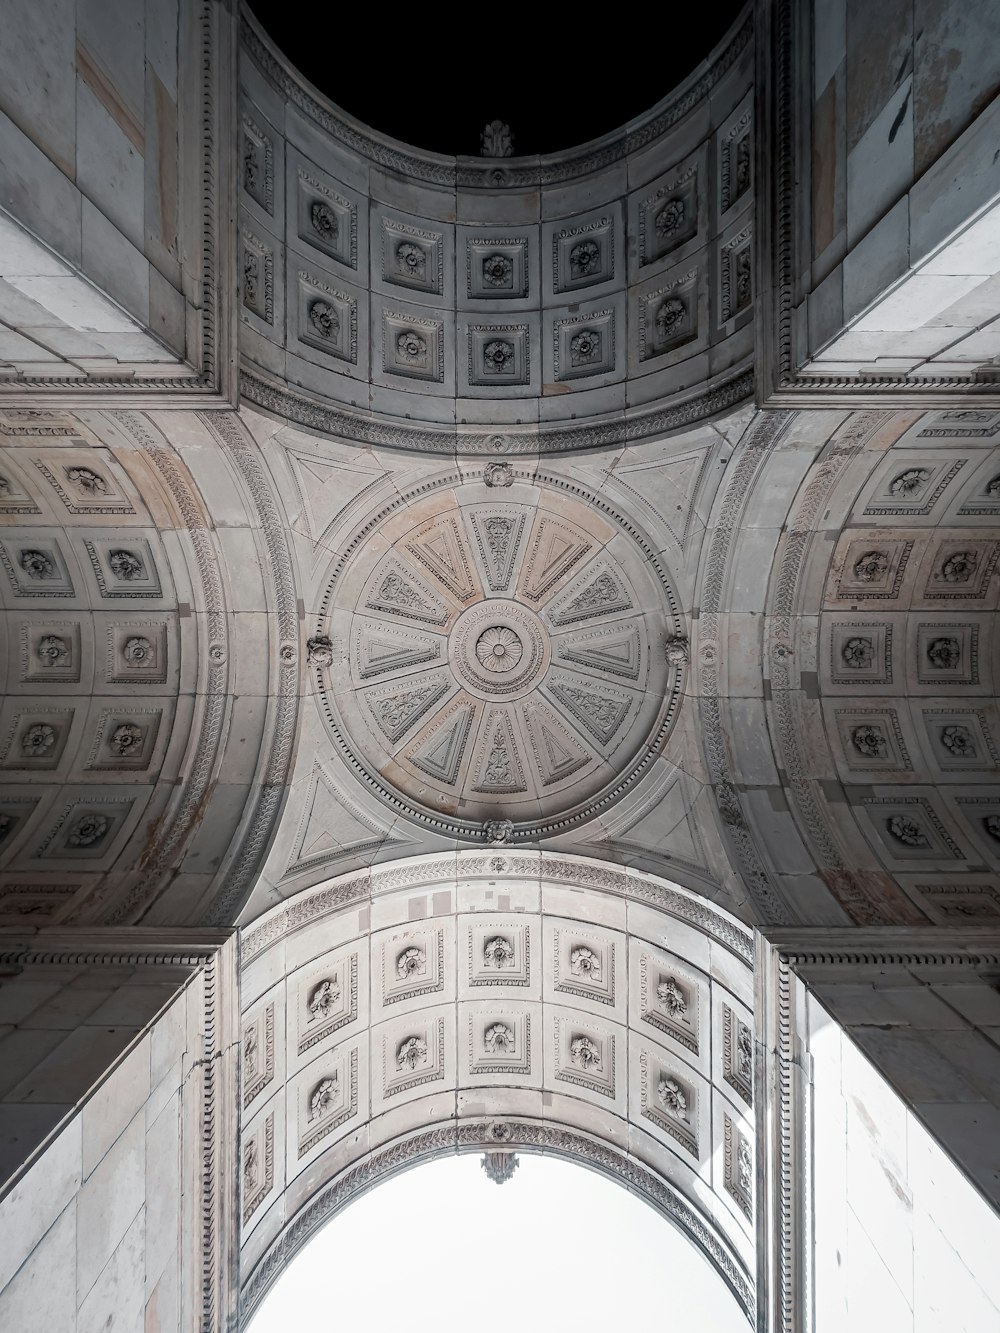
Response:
[475,626,524,673]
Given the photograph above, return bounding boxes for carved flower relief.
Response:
[66,466,109,495]
[67,814,109,847]
[887,815,930,849]
[396,330,427,362]
[941,550,978,583]
[395,241,426,281]
[852,549,889,583]
[374,688,427,731]
[396,946,426,981]
[737,1022,753,1084]
[569,329,601,368]
[482,252,514,288]
[475,626,523,672]
[654,197,685,239]
[735,136,751,196]
[109,723,143,757]
[484,935,515,968]
[243,250,259,308]
[20,723,56,757]
[484,729,513,785]
[243,1137,259,1192]
[490,856,507,873]
[484,818,513,846]
[120,639,153,673]
[308,1074,338,1122]
[737,1137,753,1195]
[656,976,687,1016]
[927,637,960,669]
[484,460,513,488]
[940,725,975,757]
[484,1023,514,1055]
[109,549,144,581]
[570,1035,601,1070]
[307,299,340,341]
[310,200,339,242]
[20,549,55,579]
[655,297,687,341]
[985,815,1000,841]
[483,338,515,375]
[242,134,259,193]
[308,976,340,1020]
[657,1075,689,1121]
[561,684,622,733]
[841,637,875,669]
[569,946,602,982]
[396,1035,428,1071]
[569,238,601,279]
[243,1025,259,1079]
[889,467,931,496]
[735,249,752,307]
[37,635,69,667]
[851,724,888,759]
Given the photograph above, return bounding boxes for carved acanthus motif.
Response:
[657,1075,688,1120]
[243,251,259,308]
[735,249,751,306]
[569,329,601,367]
[570,946,602,982]
[243,1137,259,1192]
[927,637,960,669]
[308,1074,338,1121]
[21,723,56,756]
[308,299,340,340]
[395,241,426,280]
[484,935,515,968]
[851,724,887,759]
[243,136,259,193]
[396,1035,428,1071]
[20,549,55,579]
[484,727,513,784]
[657,976,687,1016]
[887,816,929,848]
[889,468,930,495]
[841,637,874,669]
[243,1025,259,1079]
[374,570,430,612]
[482,1151,519,1185]
[941,550,978,583]
[68,814,108,847]
[737,1022,752,1084]
[372,687,436,734]
[940,725,975,757]
[482,253,513,287]
[66,466,109,495]
[396,946,425,980]
[480,120,513,158]
[484,1023,514,1054]
[853,550,888,583]
[569,239,600,278]
[37,635,69,666]
[570,1035,601,1070]
[483,338,514,373]
[308,977,340,1021]
[559,685,623,734]
[735,136,751,194]
[737,1137,752,1194]
[109,549,144,581]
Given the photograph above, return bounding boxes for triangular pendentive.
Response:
[548,560,633,625]
[520,516,591,602]
[353,622,444,679]
[364,556,449,625]
[522,700,589,786]
[554,624,642,681]
[363,673,451,743]
[408,696,478,785]
[546,675,632,746]
[405,515,478,602]
[467,508,527,592]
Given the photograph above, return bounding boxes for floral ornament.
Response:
[21,723,56,756]
[109,549,144,580]
[489,1120,513,1143]
[243,1138,259,1192]
[735,249,752,305]
[940,725,975,757]
[20,549,55,579]
[490,856,507,873]
[570,1035,601,1070]
[395,241,426,280]
[308,1074,338,1121]
[737,1138,753,1194]
[657,977,687,1016]
[484,460,513,488]
[887,816,929,848]
[657,1075,688,1120]
[307,635,334,667]
[853,550,889,583]
[482,253,513,287]
[484,1023,514,1055]
[484,818,513,846]
[483,730,512,785]
[570,946,602,982]
[984,816,1000,841]
[243,1025,258,1078]
[484,935,515,968]
[735,136,751,194]
[656,297,687,340]
[66,466,109,495]
[888,468,930,495]
[123,636,153,666]
[475,626,523,672]
[308,299,340,340]
[243,251,259,307]
[483,339,514,374]
[569,329,601,366]
[665,634,689,666]
[941,550,978,583]
[36,635,69,667]
[243,136,259,192]
[927,637,960,669]
[569,239,601,278]
[654,197,685,238]
[737,1023,753,1082]
[396,1035,428,1071]
[397,330,426,361]
[480,119,513,158]
[308,977,340,1020]
[310,200,339,242]
[482,1151,519,1185]
[841,637,874,669]
[396,946,425,980]
[851,724,887,759]
[109,723,143,757]
[68,813,109,847]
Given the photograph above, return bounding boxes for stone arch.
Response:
[237,852,756,1323]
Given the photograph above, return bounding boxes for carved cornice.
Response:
[239,365,754,455]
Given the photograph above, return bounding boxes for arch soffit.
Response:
[238,852,756,1321]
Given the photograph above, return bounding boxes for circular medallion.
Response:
[319,478,681,835]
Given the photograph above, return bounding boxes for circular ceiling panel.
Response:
[316,475,683,836]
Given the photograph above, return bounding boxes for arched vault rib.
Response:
[237,852,756,1322]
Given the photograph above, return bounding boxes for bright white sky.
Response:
[249,1152,747,1332]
